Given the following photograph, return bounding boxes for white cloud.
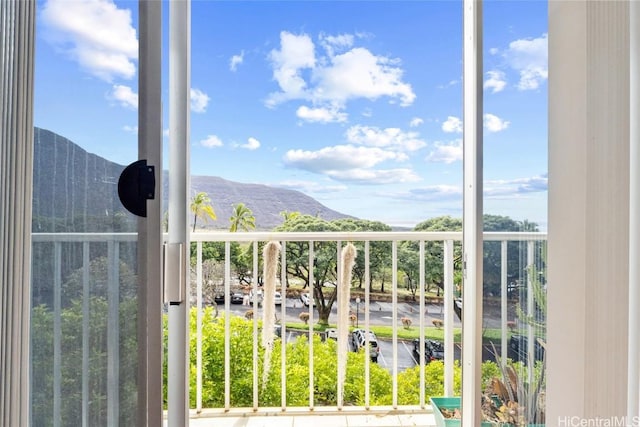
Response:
[442,116,462,133]
[405,185,463,202]
[437,79,458,89]
[485,174,548,197]
[489,47,500,55]
[504,33,548,90]
[123,125,138,134]
[409,117,424,127]
[230,50,244,71]
[277,180,348,193]
[313,47,415,106]
[200,135,223,148]
[484,70,507,93]
[345,125,426,151]
[190,88,210,113]
[266,32,316,105]
[329,168,420,184]
[242,137,261,150]
[283,144,420,184]
[296,105,347,123]
[266,32,415,114]
[319,33,354,57]
[426,140,462,164]
[41,0,138,82]
[484,113,510,132]
[109,84,138,109]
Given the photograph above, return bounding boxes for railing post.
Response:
[336,240,344,409]
[364,241,371,409]
[81,242,90,427]
[196,241,203,413]
[53,242,62,427]
[252,241,259,410]
[308,241,315,409]
[280,241,287,411]
[443,240,455,397]
[224,241,231,410]
[501,240,508,365]
[391,241,398,409]
[419,240,426,407]
[107,240,120,425]
[527,240,535,385]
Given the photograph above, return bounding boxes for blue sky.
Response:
[34,0,548,229]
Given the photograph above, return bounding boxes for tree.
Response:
[274,214,341,325]
[279,210,300,225]
[330,218,392,291]
[190,192,217,232]
[229,202,256,232]
[483,214,540,296]
[399,216,463,297]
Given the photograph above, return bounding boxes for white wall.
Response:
[548,0,630,422]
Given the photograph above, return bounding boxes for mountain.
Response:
[33,127,352,231]
[188,175,351,229]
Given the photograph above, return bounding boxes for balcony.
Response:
[31,231,546,426]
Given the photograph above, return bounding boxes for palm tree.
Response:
[279,210,300,225]
[190,192,217,232]
[229,203,256,232]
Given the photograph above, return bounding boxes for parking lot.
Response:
[210,295,479,372]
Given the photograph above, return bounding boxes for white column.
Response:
[461,0,483,425]
[548,0,630,421]
[629,0,640,420]
[0,1,35,425]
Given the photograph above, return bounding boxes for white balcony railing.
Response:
[31,231,546,423]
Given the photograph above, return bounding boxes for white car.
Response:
[300,293,315,307]
[274,291,282,306]
[248,289,263,306]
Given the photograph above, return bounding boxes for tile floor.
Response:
[165,410,437,427]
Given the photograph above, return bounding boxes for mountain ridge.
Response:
[33,127,352,231]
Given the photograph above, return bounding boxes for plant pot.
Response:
[431,397,493,427]
[429,397,544,427]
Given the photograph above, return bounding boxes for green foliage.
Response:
[229,202,256,232]
[190,191,217,231]
[400,216,463,295]
[173,310,507,410]
[175,310,481,408]
[31,297,138,426]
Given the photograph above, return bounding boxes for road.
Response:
[213,297,499,373]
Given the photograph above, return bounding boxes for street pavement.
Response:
[212,297,481,373]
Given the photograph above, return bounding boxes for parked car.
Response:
[248,289,263,306]
[230,292,244,304]
[454,298,462,321]
[350,329,380,362]
[300,293,315,307]
[412,339,445,363]
[509,334,545,364]
[274,291,282,306]
[325,328,338,341]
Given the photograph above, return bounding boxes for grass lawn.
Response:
[283,322,506,343]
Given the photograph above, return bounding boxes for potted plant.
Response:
[430,342,546,427]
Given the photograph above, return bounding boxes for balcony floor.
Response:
[165,410,437,427]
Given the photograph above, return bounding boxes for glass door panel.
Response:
[31,1,146,424]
